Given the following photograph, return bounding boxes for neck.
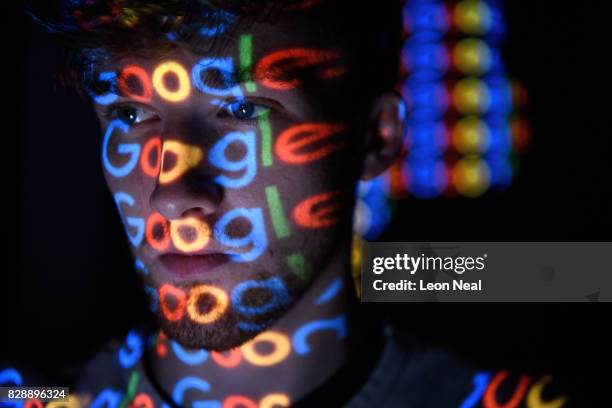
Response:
[148,240,362,406]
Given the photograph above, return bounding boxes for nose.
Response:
[150,172,223,220]
[149,113,223,220]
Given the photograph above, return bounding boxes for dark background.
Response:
[7,0,611,405]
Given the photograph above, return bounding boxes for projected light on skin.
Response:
[80,7,405,405]
[8,2,547,407]
[95,272,350,408]
[97,49,355,335]
[100,46,350,306]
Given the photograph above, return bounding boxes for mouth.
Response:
[159,253,231,278]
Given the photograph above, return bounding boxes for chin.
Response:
[146,260,319,349]
[156,296,293,351]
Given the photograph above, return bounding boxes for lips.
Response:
[159,253,230,278]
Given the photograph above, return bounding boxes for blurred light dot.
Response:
[452,77,491,114]
[486,76,512,114]
[453,38,492,75]
[403,2,450,34]
[487,118,512,153]
[511,117,531,151]
[404,79,450,113]
[486,154,513,188]
[405,158,449,199]
[452,116,490,154]
[408,121,449,154]
[452,155,491,197]
[511,80,529,109]
[354,178,392,240]
[454,0,492,35]
[402,34,450,73]
[353,199,372,237]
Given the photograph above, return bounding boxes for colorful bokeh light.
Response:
[355,0,530,239]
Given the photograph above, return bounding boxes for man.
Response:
[5,1,569,406]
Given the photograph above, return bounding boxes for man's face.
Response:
[91,11,366,350]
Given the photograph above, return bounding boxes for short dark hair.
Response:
[27,0,404,99]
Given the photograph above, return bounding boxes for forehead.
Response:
[87,12,353,116]
[92,10,348,71]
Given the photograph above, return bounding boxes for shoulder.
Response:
[349,332,571,408]
[73,338,127,392]
[72,328,151,405]
[0,336,133,407]
[65,328,168,408]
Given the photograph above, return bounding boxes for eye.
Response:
[109,105,158,126]
[223,100,269,120]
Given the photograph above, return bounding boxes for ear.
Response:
[360,91,405,181]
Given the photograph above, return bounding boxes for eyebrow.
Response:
[203,65,293,90]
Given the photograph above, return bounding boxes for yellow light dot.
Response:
[452,116,490,154]
[453,38,491,75]
[454,0,492,35]
[452,155,490,197]
[453,77,491,115]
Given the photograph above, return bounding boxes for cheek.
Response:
[261,120,356,223]
[102,127,167,214]
[102,129,159,248]
[246,124,356,275]
[100,113,356,263]
[105,172,154,251]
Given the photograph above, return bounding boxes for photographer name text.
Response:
[373,279,482,291]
